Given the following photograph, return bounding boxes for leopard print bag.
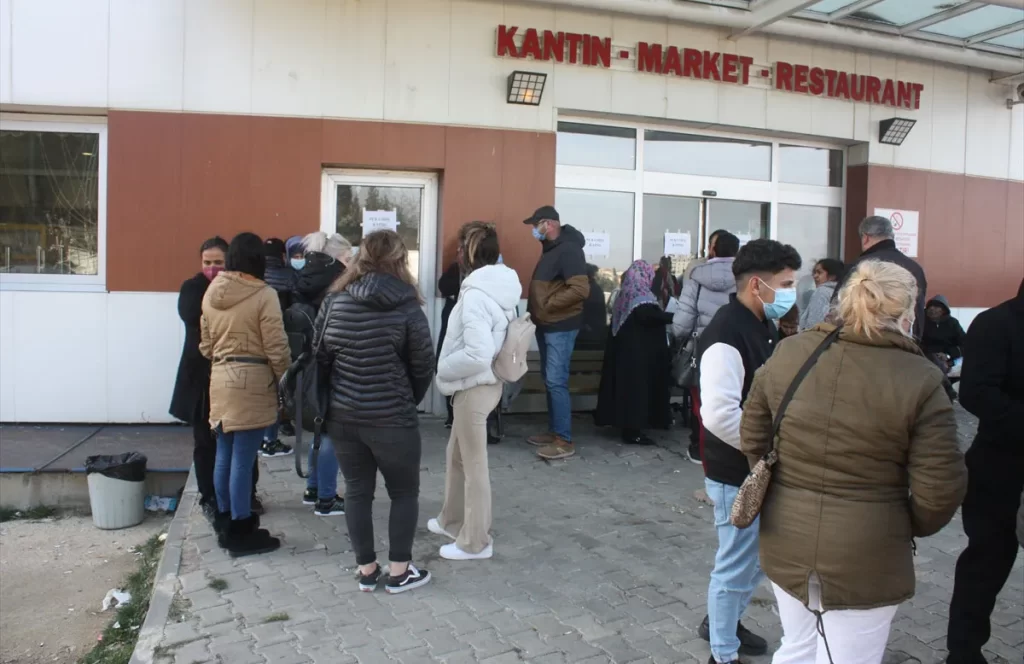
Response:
[729,327,841,529]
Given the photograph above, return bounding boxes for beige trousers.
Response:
[438,382,503,554]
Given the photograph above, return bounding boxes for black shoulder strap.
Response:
[771,326,842,440]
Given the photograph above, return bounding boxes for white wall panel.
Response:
[105,293,180,423]
[929,66,969,175]
[665,21,720,125]
[720,85,767,130]
[10,0,109,107]
[809,45,856,140]
[893,59,933,171]
[0,291,14,421]
[448,0,510,128]
[550,8,614,115]
[108,0,185,110]
[852,51,874,146]
[609,16,667,119]
[182,0,254,114]
[11,292,107,422]
[251,0,326,118]
[383,0,451,124]
[322,0,386,120]
[501,1,558,130]
[0,0,11,104]
[765,40,813,135]
[866,54,898,167]
[965,70,1012,180]
[1009,104,1024,182]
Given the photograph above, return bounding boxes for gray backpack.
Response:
[492,313,535,383]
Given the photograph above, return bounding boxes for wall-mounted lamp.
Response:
[507,71,547,106]
[878,118,917,146]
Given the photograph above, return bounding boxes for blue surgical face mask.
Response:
[290,258,306,271]
[758,280,797,320]
[532,227,545,241]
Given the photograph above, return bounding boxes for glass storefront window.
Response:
[0,130,100,275]
[776,204,842,307]
[554,187,634,294]
[779,145,843,187]
[334,184,423,281]
[556,123,636,170]
[644,131,772,181]
[707,199,770,251]
[641,195,700,275]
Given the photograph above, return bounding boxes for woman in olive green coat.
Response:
[741,259,966,664]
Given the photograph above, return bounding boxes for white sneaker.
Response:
[427,518,455,539]
[440,542,493,561]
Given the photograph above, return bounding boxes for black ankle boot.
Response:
[213,511,231,547]
[226,516,280,558]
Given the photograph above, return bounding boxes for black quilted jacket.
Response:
[315,272,434,428]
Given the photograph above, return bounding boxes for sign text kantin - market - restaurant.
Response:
[496,25,924,110]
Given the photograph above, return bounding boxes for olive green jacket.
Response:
[741,324,966,610]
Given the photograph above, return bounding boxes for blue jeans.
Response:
[214,426,264,520]
[306,434,339,500]
[536,329,578,441]
[705,478,764,663]
[263,415,279,442]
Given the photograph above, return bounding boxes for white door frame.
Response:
[320,168,440,414]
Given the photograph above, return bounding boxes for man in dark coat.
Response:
[921,294,966,369]
[169,237,257,512]
[947,279,1024,664]
[832,215,927,339]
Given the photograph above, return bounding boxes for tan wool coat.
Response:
[199,272,291,433]
[740,324,966,610]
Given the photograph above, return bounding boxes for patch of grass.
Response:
[261,612,289,624]
[207,577,228,591]
[79,533,165,664]
[0,504,61,522]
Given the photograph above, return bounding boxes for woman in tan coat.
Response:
[740,260,966,664]
[200,232,291,557]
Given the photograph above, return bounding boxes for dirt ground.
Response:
[0,513,170,664]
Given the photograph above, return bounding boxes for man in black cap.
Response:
[523,205,590,460]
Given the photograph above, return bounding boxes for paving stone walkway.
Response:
[149,408,1022,664]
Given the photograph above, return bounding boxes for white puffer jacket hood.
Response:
[436,264,522,396]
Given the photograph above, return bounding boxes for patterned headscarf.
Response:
[611,260,658,336]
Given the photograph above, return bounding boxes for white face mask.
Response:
[897,315,915,338]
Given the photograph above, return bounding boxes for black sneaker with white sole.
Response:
[260,439,293,457]
[357,564,382,592]
[698,615,768,656]
[302,488,317,505]
[314,496,345,516]
[687,441,703,465]
[385,564,431,594]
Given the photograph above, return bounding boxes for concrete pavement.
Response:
[144,409,1023,664]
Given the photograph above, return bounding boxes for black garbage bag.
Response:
[85,453,148,482]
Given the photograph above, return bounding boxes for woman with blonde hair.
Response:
[314,230,435,593]
[740,259,966,664]
[430,222,521,560]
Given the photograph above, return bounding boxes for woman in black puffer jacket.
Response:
[314,229,435,594]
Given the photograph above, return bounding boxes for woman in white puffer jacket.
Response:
[430,222,522,561]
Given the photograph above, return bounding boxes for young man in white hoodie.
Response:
[431,222,523,561]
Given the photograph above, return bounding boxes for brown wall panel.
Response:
[843,165,868,265]
[107,112,184,292]
[919,172,964,302]
[106,111,555,293]
[960,178,1010,306]
[1003,182,1024,299]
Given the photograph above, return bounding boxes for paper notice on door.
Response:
[663,232,691,257]
[736,233,752,246]
[583,232,610,257]
[362,209,398,235]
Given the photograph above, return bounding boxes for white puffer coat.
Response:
[436,264,522,396]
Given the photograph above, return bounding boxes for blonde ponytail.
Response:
[835,260,917,339]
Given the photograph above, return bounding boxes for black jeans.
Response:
[192,393,258,507]
[332,423,421,565]
[947,446,1024,662]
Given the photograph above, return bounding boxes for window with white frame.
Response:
[0,117,107,290]
[554,119,845,305]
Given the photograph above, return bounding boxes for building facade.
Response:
[1,0,1022,423]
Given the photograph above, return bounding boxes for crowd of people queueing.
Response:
[170,207,1023,662]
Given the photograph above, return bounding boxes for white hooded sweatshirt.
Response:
[436,263,522,396]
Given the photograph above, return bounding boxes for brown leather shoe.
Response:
[537,439,575,460]
[527,432,556,447]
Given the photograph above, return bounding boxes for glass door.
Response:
[320,170,438,411]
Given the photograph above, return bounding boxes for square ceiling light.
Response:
[879,117,917,145]
[507,71,547,106]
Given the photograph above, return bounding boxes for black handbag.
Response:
[280,310,331,479]
[671,283,701,388]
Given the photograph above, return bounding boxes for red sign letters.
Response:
[496,25,923,110]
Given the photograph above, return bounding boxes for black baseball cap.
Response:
[522,205,559,225]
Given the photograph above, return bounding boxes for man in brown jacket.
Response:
[523,206,590,461]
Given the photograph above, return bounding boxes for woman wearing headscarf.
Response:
[740,260,965,663]
[595,260,674,445]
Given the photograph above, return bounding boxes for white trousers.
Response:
[772,576,899,664]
